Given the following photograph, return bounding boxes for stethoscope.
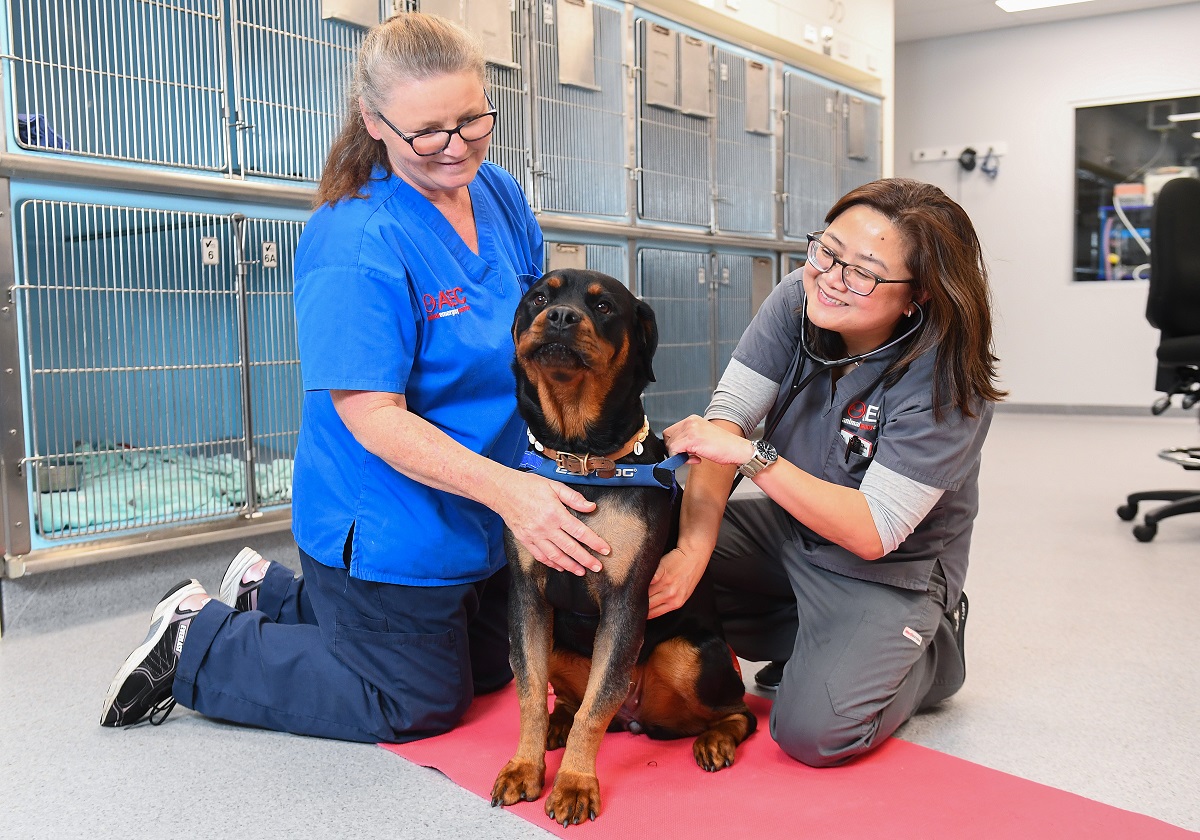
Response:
[764,299,924,436]
[798,298,925,369]
[728,298,924,493]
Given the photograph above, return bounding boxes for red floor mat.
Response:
[383,687,1194,839]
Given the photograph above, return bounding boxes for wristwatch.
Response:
[737,439,779,478]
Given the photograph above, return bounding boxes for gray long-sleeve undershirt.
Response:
[703,359,943,554]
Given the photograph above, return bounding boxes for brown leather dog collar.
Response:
[527,416,650,478]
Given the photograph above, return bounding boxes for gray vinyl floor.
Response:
[1,411,1198,839]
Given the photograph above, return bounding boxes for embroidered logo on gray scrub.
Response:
[839,398,882,460]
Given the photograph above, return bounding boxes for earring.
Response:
[905,308,913,317]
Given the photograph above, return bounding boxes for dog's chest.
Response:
[569,489,669,585]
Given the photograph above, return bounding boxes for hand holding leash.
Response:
[500,472,609,575]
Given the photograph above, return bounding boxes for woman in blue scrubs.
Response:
[100,13,607,742]
[653,179,1006,767]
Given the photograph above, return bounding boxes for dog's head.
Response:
[512,269,658,449]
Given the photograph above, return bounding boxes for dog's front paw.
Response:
[545,770,601,825]
[491,758,545,807]
[692,729,738,772]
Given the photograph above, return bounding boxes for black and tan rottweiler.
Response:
[490,269,756,826]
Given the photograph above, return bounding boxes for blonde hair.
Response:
[315,13,487,207]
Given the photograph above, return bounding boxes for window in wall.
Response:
[1073,94,1200,281]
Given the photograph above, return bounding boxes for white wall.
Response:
[895,3,1200,408]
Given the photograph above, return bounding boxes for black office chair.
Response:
[1116,176,1200,542]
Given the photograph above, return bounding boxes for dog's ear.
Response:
[512,284,535,339]
[634,299,658,383]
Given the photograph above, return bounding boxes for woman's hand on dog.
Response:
[648,546,709,619]
[499,473,610,575]
[663,415,756,467]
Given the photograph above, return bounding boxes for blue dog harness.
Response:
[518,449,688,495]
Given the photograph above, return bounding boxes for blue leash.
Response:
[518,450,688,495]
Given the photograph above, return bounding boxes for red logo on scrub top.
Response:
[844,401,878,431]
[841,401,881,459]
[424,287,470,321]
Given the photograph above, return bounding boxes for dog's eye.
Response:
[532,293,547,307]
[594,300,612,315]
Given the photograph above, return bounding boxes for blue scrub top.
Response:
[291,162,543,586]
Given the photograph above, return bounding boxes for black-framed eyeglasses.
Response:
[805,232,913,297]
[375,95,497,157]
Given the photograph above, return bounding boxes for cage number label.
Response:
[262,241,278,269]
[201,237,220,266]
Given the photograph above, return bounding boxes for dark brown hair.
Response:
[810,177,1006,417]
[314,13,487,208]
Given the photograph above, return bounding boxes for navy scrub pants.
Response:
[710,494,965,768]
[172,549,512,743]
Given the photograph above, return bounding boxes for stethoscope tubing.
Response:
[726,300,924,494]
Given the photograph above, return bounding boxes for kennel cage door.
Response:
[745,61,770,135]
[547,243,590,272]
[420,0,464,24]
[321,0,380,27]
[846,96,867,161]
[468,0,516,68]
[678,36,713,118]
[556,0,598,90]
[644,24,678,110]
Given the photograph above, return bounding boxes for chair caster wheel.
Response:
[1116,503,1137,521]
[1133,522,1157,542]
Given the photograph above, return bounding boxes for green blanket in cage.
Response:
[34,445,293,535]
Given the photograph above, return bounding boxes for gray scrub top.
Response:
[730,271,993,603]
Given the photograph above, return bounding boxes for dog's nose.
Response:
[544,305,581,330]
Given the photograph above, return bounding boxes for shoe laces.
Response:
[148,695,177,726]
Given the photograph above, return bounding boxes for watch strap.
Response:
[737,439,777,478]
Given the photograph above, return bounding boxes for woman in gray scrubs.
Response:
[654,178,1006,767]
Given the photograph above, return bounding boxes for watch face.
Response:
[739,440,777,478]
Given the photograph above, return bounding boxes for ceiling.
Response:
[894,0,1198,42]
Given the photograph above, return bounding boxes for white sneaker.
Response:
[218,547,268,611]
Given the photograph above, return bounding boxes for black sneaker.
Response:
[99,579,206,728]
[949,591,969,676]
[754,660,787,692]
[218,546,267,612]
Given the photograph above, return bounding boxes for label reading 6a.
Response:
[262,241,278,269]
[201,237,220,266]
